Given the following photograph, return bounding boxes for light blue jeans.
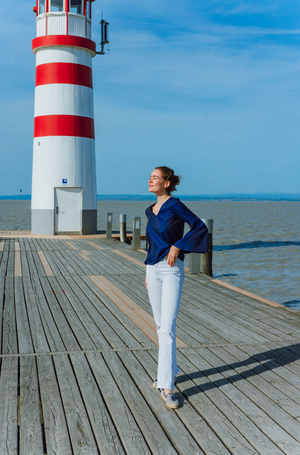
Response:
[146,257,184,390]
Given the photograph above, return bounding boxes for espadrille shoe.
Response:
[161,390,179,409]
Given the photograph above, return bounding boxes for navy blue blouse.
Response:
[145,197,208,265]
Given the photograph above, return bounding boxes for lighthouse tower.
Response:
[32,0,97,235]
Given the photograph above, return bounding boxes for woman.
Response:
[145,166,208,409]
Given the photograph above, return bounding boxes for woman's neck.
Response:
[156,194,171,206]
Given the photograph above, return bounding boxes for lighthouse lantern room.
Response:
[32,0,97,235]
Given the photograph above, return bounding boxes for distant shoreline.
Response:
[1,194,300,202]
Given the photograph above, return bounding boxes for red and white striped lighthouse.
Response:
[31,0,97,235]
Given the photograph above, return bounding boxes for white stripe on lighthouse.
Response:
[36,47,92,67]
[34,85,94,118]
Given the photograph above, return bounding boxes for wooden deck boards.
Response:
[0,236,300,454]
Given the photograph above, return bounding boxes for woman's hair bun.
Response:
[155,166,182,194]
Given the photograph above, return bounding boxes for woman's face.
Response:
[149,169,170,195]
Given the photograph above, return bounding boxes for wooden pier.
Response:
[1,234,300,455]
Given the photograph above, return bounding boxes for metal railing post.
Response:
[106,212,113,239]
[132,217,141,250]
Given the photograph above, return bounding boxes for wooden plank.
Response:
[38,250,54,276]
[86,352,152,455]
[14,241,20,251]
[73,276,147,349]
[113,249,146,268]
[23,278,51,353]
[20,251,30,277]
[98,249,142,275]
[94,275,187,347]
[63,276,127,349]
[26,278,126,454]
[234,343,300,406]
[19,357,44,455]
[6,251,14,277]
[175,348,283,455]
[70,353,126,455]
[55,276,112,350]
[25,277,66,352]
[89,275,159,346]
[257,343,300,379]
[47,276,96,351]
[113,273,223,345]
[24,238,31,251]
[81,250,91,255]
[0,357,18,455]
[65,241,78,250]
[19,238,25,250]
[78,252,91,261]
[2,277,18,354]
[0,241,4,252]
[43,251,62,276]
[14,251,22,276]
[56,250,88,275]
[0,277,4,352]
[15,277,34,353]
[183,277,295,342]
[0,251,8,276]
[117,349,207,455]
[32,251,47,276]
[13,277,45,454]
[214,344,300,419]
[196,275,299,324]
[26,251,39,276]
[188,346,300,454]
[52,353,99,454]
[101,350,179,455]
[180,292,267,344]
[38,276,83,352]
[180,280,276,340]
[239,344,300,399]
[37,355,73,455]
[46,251,69,275]
[212,278,282,308]
[87,241,105,250]
[134,349,232,455]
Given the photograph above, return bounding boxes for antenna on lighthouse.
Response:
[96,12,109,55]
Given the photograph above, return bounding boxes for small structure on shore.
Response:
[31,0,101,235]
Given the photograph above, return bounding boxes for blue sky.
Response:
[0,0,300,195]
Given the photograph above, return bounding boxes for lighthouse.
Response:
[31,0,99,235]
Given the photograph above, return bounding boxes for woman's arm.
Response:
[167,245,180,267]
[172,200,208,253]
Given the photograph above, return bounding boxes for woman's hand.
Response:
[167,245,180,267]
[145,275,148,290]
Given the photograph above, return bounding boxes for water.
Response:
[1,200,299,309]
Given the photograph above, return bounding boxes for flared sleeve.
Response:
[172,199,208,253]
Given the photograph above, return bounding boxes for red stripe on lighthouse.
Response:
[32,35,96,56]
[34,115,95,139]
[36,63,93,88]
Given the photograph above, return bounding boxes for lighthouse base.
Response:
[31,209,55,235]
[31,209,97,235]
[82,210,97,235]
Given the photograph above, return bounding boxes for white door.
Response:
[54,188,82,234]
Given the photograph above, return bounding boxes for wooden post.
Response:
[201,219,213,277]
[120,214,127,243]
[132,217,141,250]
[106,213,113,239]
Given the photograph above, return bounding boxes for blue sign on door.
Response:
[62,179,67,184]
